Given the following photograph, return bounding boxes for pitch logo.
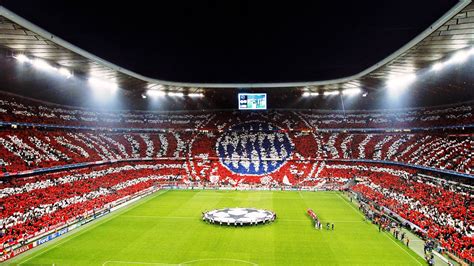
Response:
[216,122,293,175]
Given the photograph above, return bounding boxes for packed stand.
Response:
[0,161,187,253]
[349,165,473,263]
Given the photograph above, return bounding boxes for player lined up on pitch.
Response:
[307,209,334,230]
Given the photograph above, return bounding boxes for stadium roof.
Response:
[0,1,473,93]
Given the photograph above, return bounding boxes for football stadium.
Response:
[0,1,472,265]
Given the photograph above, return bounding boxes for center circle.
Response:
[203,208,276,226]
[216,121,293,175]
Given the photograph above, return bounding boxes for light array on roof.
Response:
[88,77,118,93]
[168,92,184,97]
[302,92,320,97]
[147,90,166,97]
[303,89,365,97]
[386,73,417,91]
[14,54,73,79]
[323,90,340,96]
[431,62,445,71]
[448,50,470,64]
[188,93,204,97]
[342,88,362,95]
[431,47,474,72]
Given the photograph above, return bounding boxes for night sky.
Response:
[1,0,458,84]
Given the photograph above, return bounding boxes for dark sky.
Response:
[1,0,458,83]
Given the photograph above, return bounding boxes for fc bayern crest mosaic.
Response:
[216,122,293,175]
[187,113,319,185]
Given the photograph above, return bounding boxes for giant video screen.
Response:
[238,93,267,110]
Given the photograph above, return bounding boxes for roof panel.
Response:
[0,1,472,93]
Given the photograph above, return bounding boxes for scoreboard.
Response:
[238,93,267,110]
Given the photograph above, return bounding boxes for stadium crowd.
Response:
[0,93,472,130]
[0,93,472,263]
[0,161,186,253]
[350,167,473,262]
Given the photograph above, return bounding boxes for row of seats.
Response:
[0,93,472,129]
[0,155,472,262]
[346,163,472,263]
[0,129,471,175]
[187,131,473,175]
[0,161,187,251]
[0,130,178,172]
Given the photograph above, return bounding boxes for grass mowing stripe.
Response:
[12,190,424,265]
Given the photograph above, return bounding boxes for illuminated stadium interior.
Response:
[0,1,472,265]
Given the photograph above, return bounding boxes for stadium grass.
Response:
[10,190,425,265]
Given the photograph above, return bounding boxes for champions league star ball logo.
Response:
[216,122,293,175]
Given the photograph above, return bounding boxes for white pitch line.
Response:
[336,193,422,265]
[336,192,364,218]
[123,215,195,219]
[381,232,423,266]
[298,191,304,199]
[103,258,258,266]
[103,260,177,266]
[180,258,258,265]
[17,191,169,265]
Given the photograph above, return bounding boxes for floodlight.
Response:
[448,50,469,64]
[323,90,340,96]
[188,93,204,97]
[14,54,30,63]
[386,73,416,90]
[431,62,444,71]
[88,77,118,92]
[168,92,184,97]
[147,90,166,97]
[342,88,361,95]
[58,67,73,78]
[32,58,56,71]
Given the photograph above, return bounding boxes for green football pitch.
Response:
[10,190,425,265]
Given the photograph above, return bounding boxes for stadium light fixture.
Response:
[168,92,184,97]
[323,90,340,96]
[88,77,118,93]
[141,94,147,99]
[386,73,416,91]
[431,62,444,71]
[362,92,368,97]
[14,54,31,63]
[303,92,321,97]
[32,58,56,71]
[188,93,204,97]
[15,54,74,79]
[58,67,73,79]
[342,88,361,95]
[448,50,470,64]
[146,90,166,97]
